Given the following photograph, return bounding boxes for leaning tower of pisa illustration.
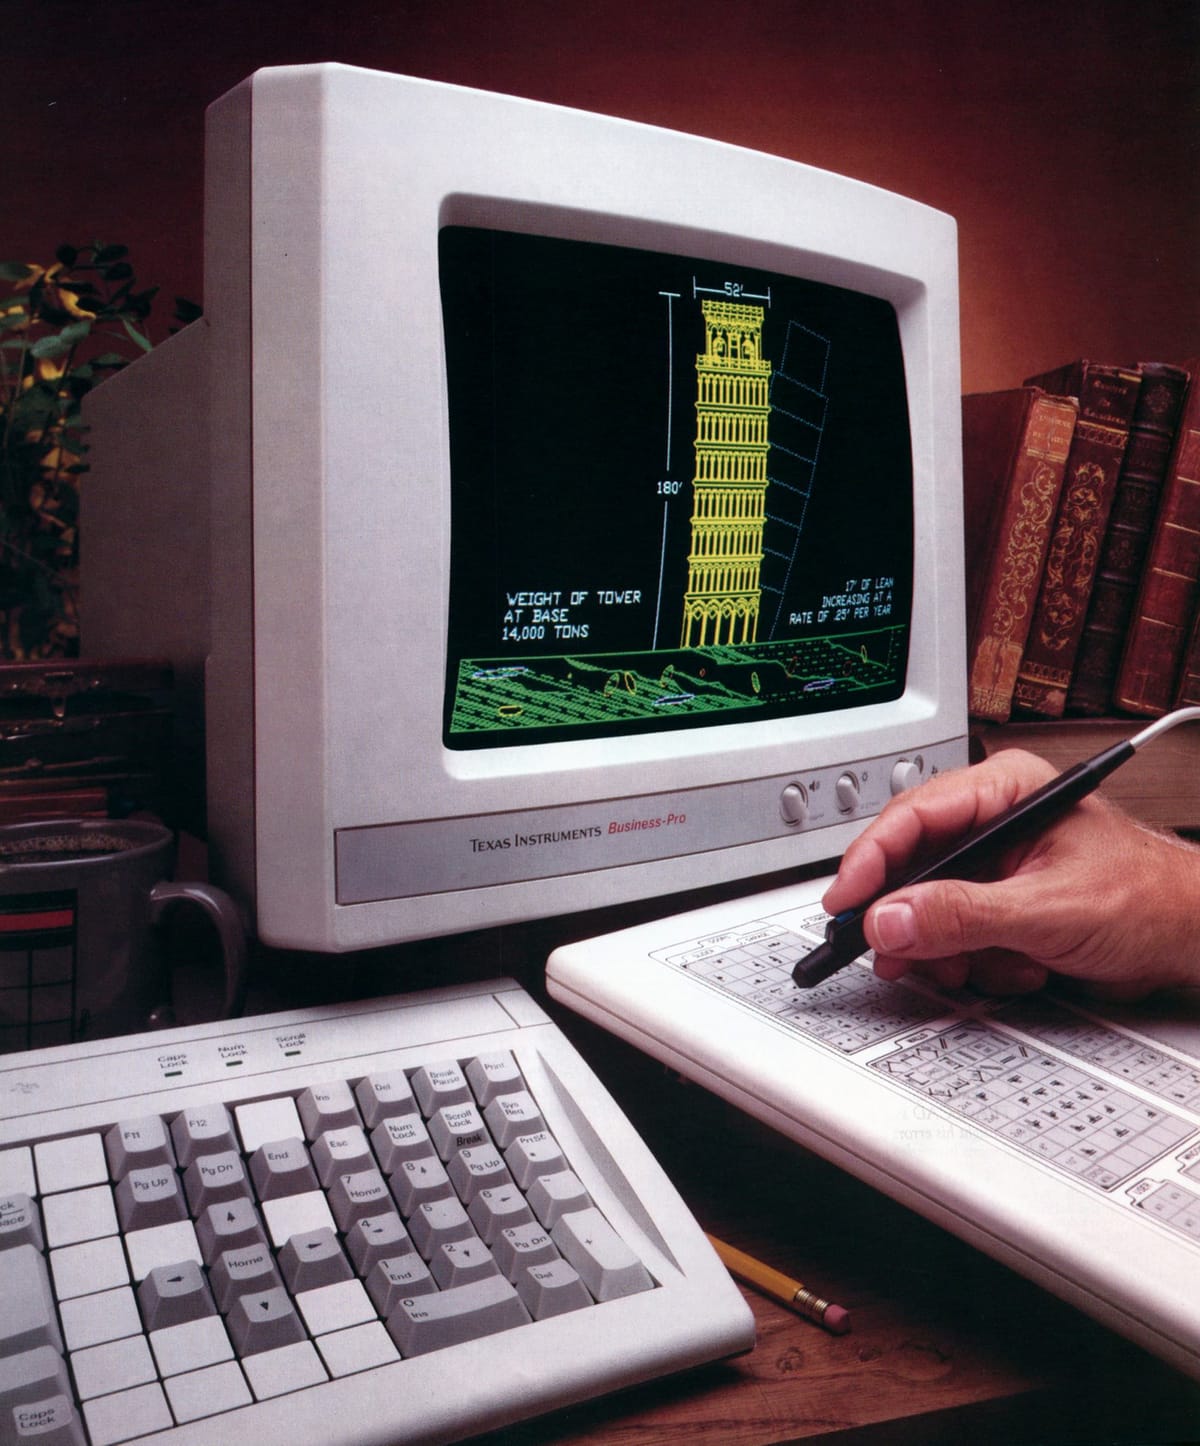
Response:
[680,299,772,648]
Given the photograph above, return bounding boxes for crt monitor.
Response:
[82,64,968,952]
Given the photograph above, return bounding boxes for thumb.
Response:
[867,877,1023,960]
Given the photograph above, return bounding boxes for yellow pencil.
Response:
[706,1233,851,1335]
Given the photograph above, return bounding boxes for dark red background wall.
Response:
[4,0,1197,393]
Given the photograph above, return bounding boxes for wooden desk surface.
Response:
[488,1011,1200,1446]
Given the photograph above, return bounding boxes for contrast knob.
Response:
[890,758,924,795]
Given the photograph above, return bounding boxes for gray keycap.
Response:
[137,1259,217,1331]
[1,1244,63,1355]
[386,1275,530,1356]
[227,1287,306,1356]
[249,1137,319,1200]
[278,1226,353,1293]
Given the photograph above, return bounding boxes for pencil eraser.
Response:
[823,1304,851,1335]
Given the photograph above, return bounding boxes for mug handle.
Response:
[150,881,248,1019]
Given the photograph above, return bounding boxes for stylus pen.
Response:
[705,1233,851,1334]
[792,707,1200,990]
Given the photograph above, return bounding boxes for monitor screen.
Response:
[440,226,913,751]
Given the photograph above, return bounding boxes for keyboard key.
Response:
[0,1192,44,1252]
[448,1145,510,1202]
[494,1221,559,1281]
[278,1226,352,1293]
[249,1137,319,1199]
[82,1380,172,1446]
[196,1196,268,1261]
[148,1314,234,1377]
[240,1340,327,1400]
[346,1210,413,1276]
[8,1391,86,1446]
[104,1116,175,1178]
[505,1131,568,1189]
[137,1258,217,1331]
[293,1277,375,1335]
[315,1320,399,1378]
[261,1189,336,1249]
[124,1219,202,1281]
[170,1103,237,1166]
[354,1070,417,1127]
[114,1164,187,1232]
[528,1169,591,1227]
[235,1095,303,1154]
[2,1243,63,1355]
[183,1149,250,1215]
[468,1183,534,1245]
[34,1134,107,1195]
[41,1183,118,1248]
[49,1235,128,1301]
[483,1089,545,1148]
[227,1286,306,1356]
[516,1257,593,1319]
[71,1332,156,1400]
[370,1115,433,1173]
[465,1050,524,1106]
[428,1102,489,1160]
[58,1285,141,1352]
[310,1125,372,1186]
[210,1242,283,1313]
[297,1080,361,1139]
[0,1146,36,1198]
[411,1060,471,1115]
[430,1234,500,1288]
[327,1167,392,1231]
[163,1359,252,1424]
[365,1254,436,1314]
[0,1344,70,1418]
[390,1154,453,1215]
[551,1207,654,1301]
[407,1196,473,1258]
[386,1274,530,1356]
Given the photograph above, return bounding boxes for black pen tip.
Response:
[793,940,840,988]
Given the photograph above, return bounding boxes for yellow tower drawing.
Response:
[680,299,772,648]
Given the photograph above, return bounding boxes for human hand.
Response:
[822,748,1200,1000]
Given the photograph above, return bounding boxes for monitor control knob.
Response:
[779,783,809,827]
[890,758,924,795]
[834,772,861,813]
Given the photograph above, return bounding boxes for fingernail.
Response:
[873,901,917,953]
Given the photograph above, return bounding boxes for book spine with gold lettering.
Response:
[1012,361,1142,719]
[962,388,1077,722]
[1068,363,1191,714]
[1116,366,1200,715]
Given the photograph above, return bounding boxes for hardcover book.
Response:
[962,388,1077,722]
[1012,361,1142,718]
[1117,364,1200,715]
[1068,363,1191,714]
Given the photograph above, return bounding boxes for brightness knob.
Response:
[834,772,861,813]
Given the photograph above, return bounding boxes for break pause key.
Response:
[550,1208,654,1302]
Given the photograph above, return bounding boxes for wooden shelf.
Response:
[971,717,1200,832]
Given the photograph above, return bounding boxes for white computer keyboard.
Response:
[0,978,754,1445]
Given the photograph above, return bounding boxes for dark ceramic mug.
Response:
[0,818,246,1053]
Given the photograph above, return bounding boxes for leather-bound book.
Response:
[1116,364,1200,715]
[962,388,1077,722]
[1173,603,1200,708]
[1012,361,1142,718]
[1068,363,1191,714]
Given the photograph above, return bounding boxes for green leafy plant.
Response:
[0,243,199,658]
